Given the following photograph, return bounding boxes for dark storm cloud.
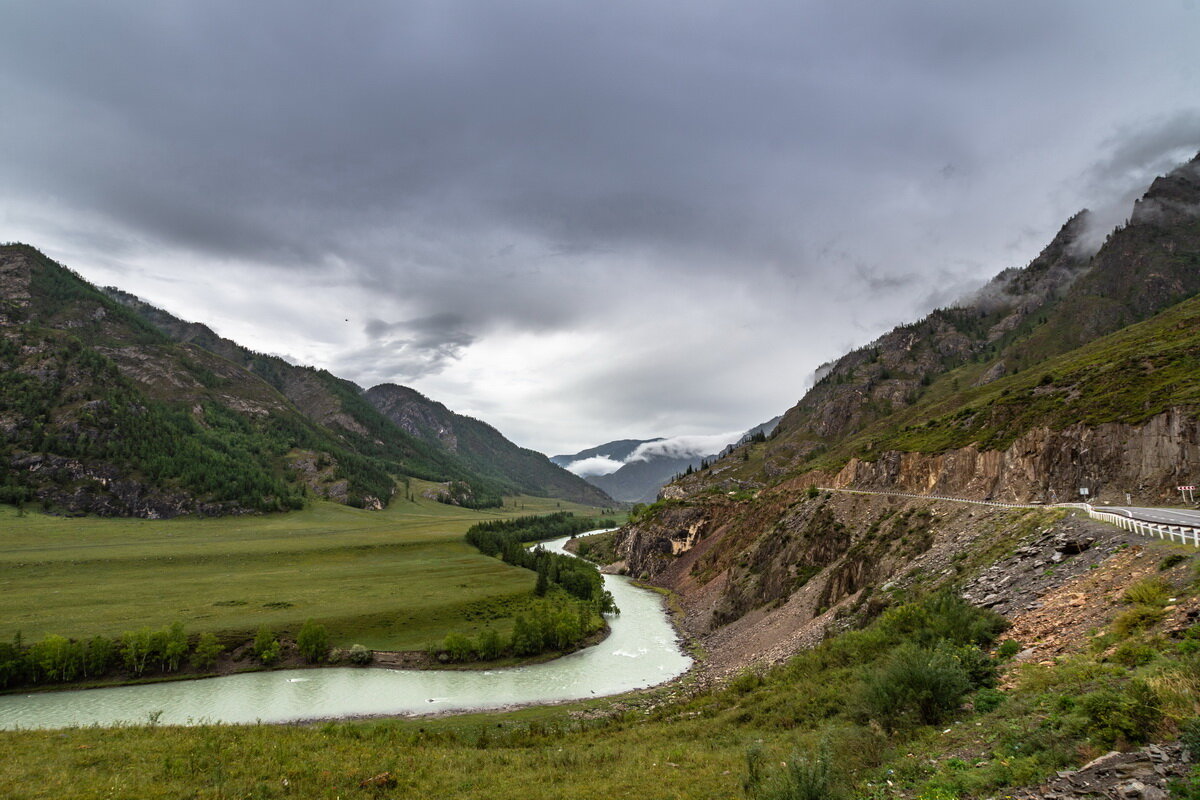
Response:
[1,1,1197,451]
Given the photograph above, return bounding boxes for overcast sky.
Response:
[2,2,1198,455]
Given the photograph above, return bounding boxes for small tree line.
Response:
[465,512,617,611]
[433,592,608,664]
[0,618,337,690]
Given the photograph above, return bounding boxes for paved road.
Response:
[1098,506,1200,528]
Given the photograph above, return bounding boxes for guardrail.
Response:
[819,487,1040,510]
[1075,504,1200,547]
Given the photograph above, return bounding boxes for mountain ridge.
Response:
[0,246,608,516]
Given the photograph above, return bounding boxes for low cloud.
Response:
[563,456,625,477]
[627,432,743,463]
[1069,113,1200,257]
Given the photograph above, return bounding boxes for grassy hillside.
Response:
[828,291,1200,466]
[0,489,609,651]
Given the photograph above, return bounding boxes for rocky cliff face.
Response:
[833,408,1200,504]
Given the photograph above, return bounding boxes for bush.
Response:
[252,626,279,665]
[996,639,1021,660]
[1079,680,1161,747]
[973,686,1005,713]
[744,742,839,800]
[1123,578,1173,607]
[347,644,372,665]
[1111,640,1157,668]
[1160,554,1189,571]
[862,643,971,731]
[1113,605,1166,637]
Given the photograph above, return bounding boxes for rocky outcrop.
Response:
[6,452,243,518]
[1011,744,1189,800]
[833,408,1200,504]
[0,249,32,324]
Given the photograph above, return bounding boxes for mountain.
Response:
[611,151,1200,657]
[550,439,663,469]
[0,245,604,517]
[554,418,781,504]
[664,151,1200,505]
[364,383,612,507]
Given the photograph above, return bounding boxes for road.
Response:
[1096,506,1200,528]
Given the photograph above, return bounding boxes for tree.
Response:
[192,632,223,670]
[476,627,503,661]
[120,628,154,676]
[443,632,475,662]
[163,622,189,672]
[253,626,281,666]
[297,619,330,664]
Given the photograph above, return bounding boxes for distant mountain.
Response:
[551,439,662,469]
[365,384,612,507]
[554,419,781,504]
[0,244,607,517]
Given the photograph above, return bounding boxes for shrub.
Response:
[347,644,372,665]
[1112,605,1166,637]
[258,640,281,666]
[1123,577,1173,607]
[1111,640,1157,668]
[973,686,1005,713]
[996,639,1021,660]
[1160,554,1189,571]
[744,742,839,800]
[252,626,278,665]
[1079,680,1161,747]
[862,643,971,731]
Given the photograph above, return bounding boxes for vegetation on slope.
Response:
[832,291,1200,465]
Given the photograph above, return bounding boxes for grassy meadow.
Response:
[0,486,612,651]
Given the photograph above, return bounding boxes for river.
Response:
[0,534,691,729]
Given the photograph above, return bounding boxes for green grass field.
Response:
[0,486,610,650]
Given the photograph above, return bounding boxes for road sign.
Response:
[1079,488,1089,496]
[1180,485,1196,491]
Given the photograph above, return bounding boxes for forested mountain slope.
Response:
[106,287,609,507]
[0,245,602,516]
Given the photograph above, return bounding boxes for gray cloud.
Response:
[339,313,477,384]
[1,1,1198,453]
